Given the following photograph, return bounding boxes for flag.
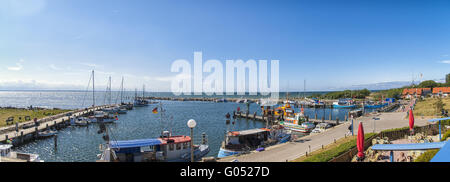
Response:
[152,107,158,114]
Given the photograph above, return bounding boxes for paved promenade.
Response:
[217,111,430,162]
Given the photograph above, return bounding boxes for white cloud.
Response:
[80,62,104,68]
[440,60,450,64]
[7,59,24,71]
[49,64,62,70]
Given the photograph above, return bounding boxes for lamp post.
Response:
[373,117,380,133]
[187,119,197,162]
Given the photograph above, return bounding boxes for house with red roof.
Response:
[402,88,432,99]
[432,87,450,98]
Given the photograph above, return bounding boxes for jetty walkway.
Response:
[0,105,112,145]
[217,111,430,162]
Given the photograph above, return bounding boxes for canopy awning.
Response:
[372,141,447,151]
[428,117,450,122]
[110,138,162,149]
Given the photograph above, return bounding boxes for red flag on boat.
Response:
[301,105,304,114]
[237,107,240,112]
[357,122,365,159]
[409,109,414,132]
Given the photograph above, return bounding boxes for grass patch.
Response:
[414,149,440,162]
[292,133,376,162]
[414,98,450,117]
[0,108,71,127]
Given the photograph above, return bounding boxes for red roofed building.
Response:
[432,87,450,98]
[402,88,432,99]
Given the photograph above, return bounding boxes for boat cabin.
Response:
[110,135,192,162]
[224,128,270,150]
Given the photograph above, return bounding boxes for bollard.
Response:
[5,135,8,143]
[322,145,324,149]
[306,151,308,156]
[46,124,49,130]
[334,139,336,143]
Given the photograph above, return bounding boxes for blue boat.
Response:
[333,98,356,108]
[364,103,388,109]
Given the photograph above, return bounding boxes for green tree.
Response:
[446,74,450,86]
[418,80,439,88]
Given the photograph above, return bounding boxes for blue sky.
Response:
[0,0,449,91]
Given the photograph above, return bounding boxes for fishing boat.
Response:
[70,117,90,126]
[0,144,43,162]
[38,130,58,138]
[280,121,315,133]
[98,131,210,162]
[89,111,117,123]
[333,98,357,108]
[217,127,290,158]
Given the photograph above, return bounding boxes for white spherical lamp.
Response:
[187,119,197,128]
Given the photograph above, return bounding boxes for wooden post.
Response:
[54,134,58,148]
[20,131,24,143]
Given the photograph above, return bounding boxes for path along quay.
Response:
[0,105,113,146]
[217,111,430,162]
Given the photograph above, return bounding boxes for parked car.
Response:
[311,123,332,133]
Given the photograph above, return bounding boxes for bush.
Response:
[414,149,440,162]
[441,129,450,141]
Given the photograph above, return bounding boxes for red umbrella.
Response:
[357,122,365,159]
[409,109,414,133]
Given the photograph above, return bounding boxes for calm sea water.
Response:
[0,91,357,162]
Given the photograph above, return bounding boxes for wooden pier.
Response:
[235,112,346,126]
[0,105,111,146]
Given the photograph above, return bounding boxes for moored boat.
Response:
[333,98,357,108]
[0,144,43,162]
[217,127,290,158]
[38,130,58,138]
[98,131,210,162]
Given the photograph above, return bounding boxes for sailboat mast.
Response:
[92,70,95,107]
[304,79,306,99]
[108,76,112,105]
[120,77,124,104]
